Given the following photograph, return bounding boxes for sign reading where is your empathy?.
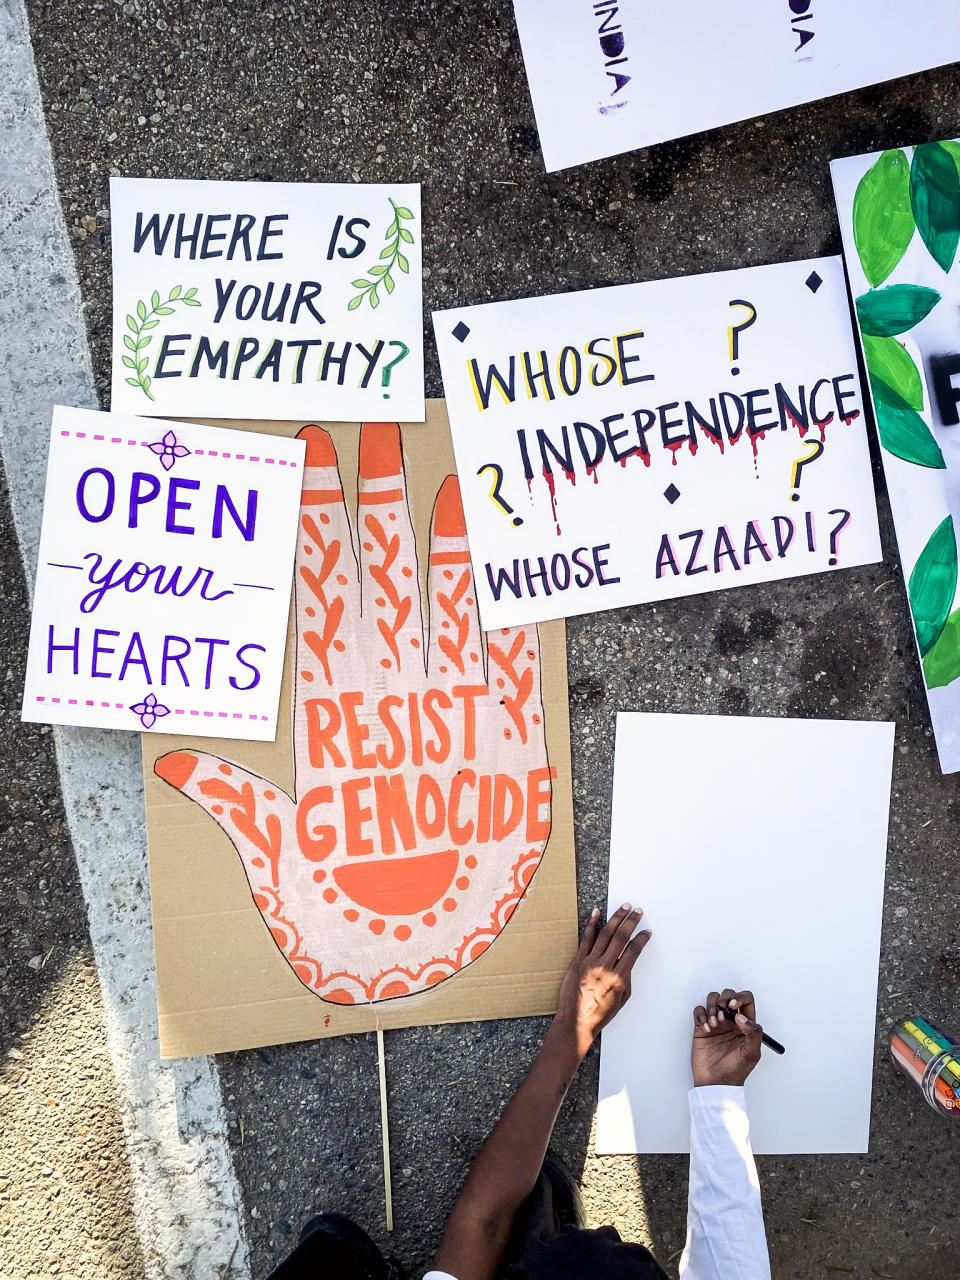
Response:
[21,406,304,741]
[110,177,424,421]
[433,256,882,630]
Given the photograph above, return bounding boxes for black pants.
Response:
[267,1165,668,1280]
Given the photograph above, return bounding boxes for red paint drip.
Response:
[542,466,561,536]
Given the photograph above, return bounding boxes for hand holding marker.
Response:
[692,989,783,1089]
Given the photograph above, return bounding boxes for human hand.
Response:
[553,904,652,1060]
[691,988,763,1087]
[153,422,553,1006]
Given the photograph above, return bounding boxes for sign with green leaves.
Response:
[832,144,960,774]
[110,178,424,422]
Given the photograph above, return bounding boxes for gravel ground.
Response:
[7,1,960,1276]
[0,458,145,1280]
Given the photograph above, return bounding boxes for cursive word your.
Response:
[79,553,234,614]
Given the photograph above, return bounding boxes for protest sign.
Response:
[142,405,577,1057]
[22,406,304,741]
[598,712,894,1154]
[513,0,960,172]
[434,256,882,629]
[110,177,423,421]
[832,142,960,774]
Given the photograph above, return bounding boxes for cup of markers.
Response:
[889,1017,960,1118]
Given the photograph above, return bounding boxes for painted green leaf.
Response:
[397,253,409,273]
[869,376,945,468]
[136,300,147,321]
[122,355,136,369]
[142,375,151,391]
[184,298,201,307]
[368,265,388,277]
[399,227,414,243]
[385,220,399,237]
[137,357,148,373]
[384,273,395,294]
[370,287,379,309]
[347,294,363,311]
[126,315,138,334]
[923,608,960,689]
[395,205,414,220]
[862,334,923,409]
[155,305,173,316]
[125,377,140,388]
[184,287,197,299]
[909,516,958,656]
[123,334,136,351]
[352,278,370,288]
[910,142,960,272]
[141,319,159,331]
[140,335,152,349]
[169,284,182,299]
[379,246,394,260]
[150,290,161,310]
[852,150,914,286]
[856,284,941,336]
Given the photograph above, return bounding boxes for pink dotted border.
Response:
[34,696,268,722]
[59,430,299,468]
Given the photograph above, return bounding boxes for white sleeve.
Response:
[423,1272,458,1280]
[678,1085,771,1280]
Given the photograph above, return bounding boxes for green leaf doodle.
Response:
[869,376,945,469]
[862,334,923,409]
[855,284,941,337]
[122,286,200,400]
[923,608,960,689]
[908,516,958,657]
[350,197,416,311]
[852,149,915,287]
[909,142,960,273]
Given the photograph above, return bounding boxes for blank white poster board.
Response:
[597,712,895,1155]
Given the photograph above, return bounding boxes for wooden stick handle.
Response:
[377,1027,394,1232]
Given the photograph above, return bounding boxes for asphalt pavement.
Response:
[2,2,960,1277]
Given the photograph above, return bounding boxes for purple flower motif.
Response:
[130,692,171,730]
[147,430,190,471]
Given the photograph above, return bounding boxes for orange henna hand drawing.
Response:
[154,422,553,1005]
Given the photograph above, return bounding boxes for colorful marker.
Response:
[889,1016,960,1118]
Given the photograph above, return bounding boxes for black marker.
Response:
[720,1005,785,1055]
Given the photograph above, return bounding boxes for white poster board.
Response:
[596,712,895,1156]
[831,142,960,775]
[21,407,304,741]
[513,0,960,172]
[110,177,424,421]
[434,256,881,629]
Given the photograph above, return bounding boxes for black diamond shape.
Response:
[452,321,471,343]
[805,271,823,293]
[664,483,680,504]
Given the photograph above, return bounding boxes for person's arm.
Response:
[430,904,652,1280]
[678,988,771,1280]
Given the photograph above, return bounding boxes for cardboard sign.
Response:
[513,0,960,171]
[142,404,577,1058]
[598,712,894,1155]
[22,406,304,741]
[832,142,960,775]
[110,177,424,421]
[434,256,882,629]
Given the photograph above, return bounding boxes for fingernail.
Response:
[432,475,466,537]
[709,1015,717,1027]
[154,751,197,790]
[359,422,403,479]
[297,424,337,469]
[729,998,739,1008]
[591,907,600,919]
[621,902,632,912]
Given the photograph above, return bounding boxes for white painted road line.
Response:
[0,3,250,1276]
